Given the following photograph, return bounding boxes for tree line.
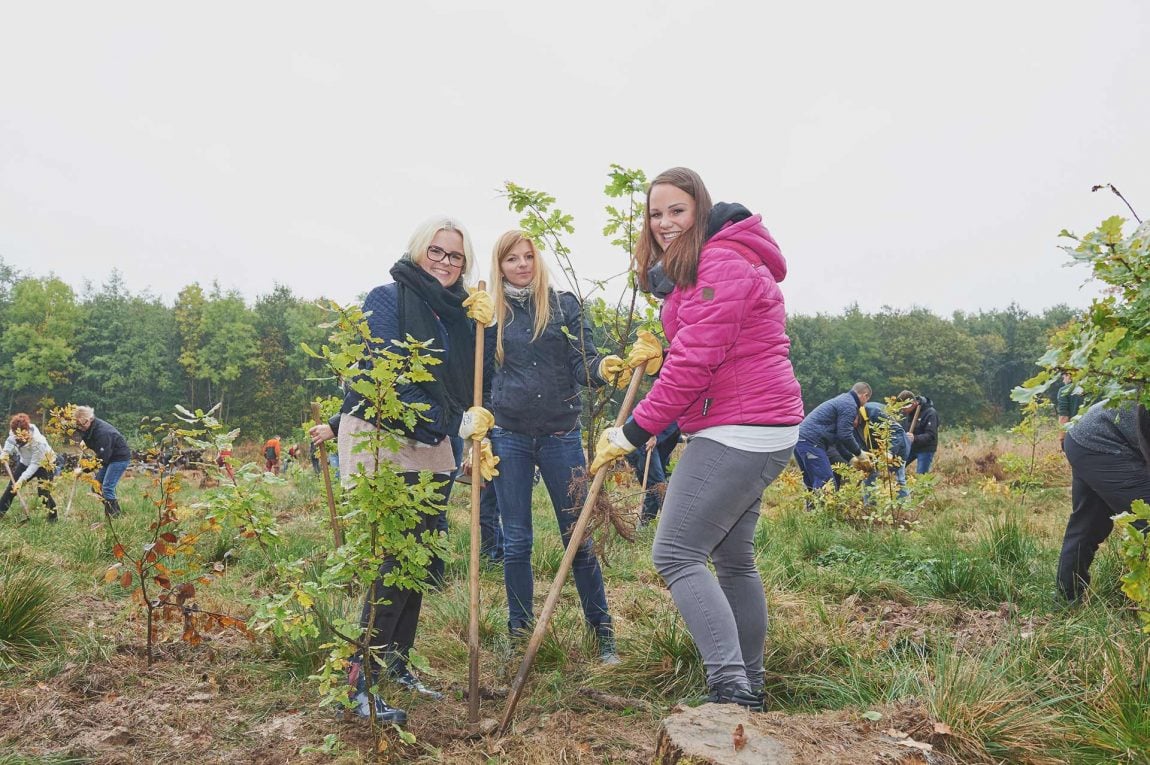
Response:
[0,257,1074,442]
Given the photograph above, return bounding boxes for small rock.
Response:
[479,718,500,736]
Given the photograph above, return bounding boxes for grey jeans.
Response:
[651,436,792,693]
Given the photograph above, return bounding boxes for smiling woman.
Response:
[332,214,495,725]
[591,166,804,711]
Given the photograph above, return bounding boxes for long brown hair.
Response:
[635,167,714,291]
[490,230,553,364]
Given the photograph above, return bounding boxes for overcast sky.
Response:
[2,2,1147,317]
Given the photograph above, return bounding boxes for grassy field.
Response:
[1,428,1149,764]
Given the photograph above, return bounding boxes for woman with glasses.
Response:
[590,168,804,711]
[483,230,626,662]
[337,216,494,724]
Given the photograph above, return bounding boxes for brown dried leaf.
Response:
[154,575,171,589]
[104,564,122,583]
[933,721,952,736]
[732,723,747,752]
[112,543,125,560]
[160,532,178,543]
[120,569,133,588]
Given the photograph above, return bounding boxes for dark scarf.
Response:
[389,258,475,425]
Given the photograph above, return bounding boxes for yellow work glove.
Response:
[626,330,663,375]
[589,427,637,475]
[11,480,22,493]
[462,287,495,326]
[597,355,633,390]
[0,451,8,463]
[849,451,875,473]
[476,438,500,482]
[459,406,494,441]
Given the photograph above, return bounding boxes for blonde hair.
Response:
[405,215,475,283]
[490,231,553,364]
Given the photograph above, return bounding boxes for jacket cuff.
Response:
[622,419,652,448]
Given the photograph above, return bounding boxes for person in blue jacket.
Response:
[334,215,494,724]
[854,401,909,499]
[483,229,626,662]
[794,382,872,490]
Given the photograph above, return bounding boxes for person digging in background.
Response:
[1056,372,1085,449]
[74,406,132,518]
[898,390,939,474]
[794,383,873,491]
[263,435,281,475]
[590,167,804,711]
[0,413,59,522]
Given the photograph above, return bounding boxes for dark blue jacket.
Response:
[798,391,863,456]
[484,290,606,436]
[855,402,908,458]
[341,282,477,445]
[80,417,132,464]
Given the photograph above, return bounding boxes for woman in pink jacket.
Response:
[591,167,804,710]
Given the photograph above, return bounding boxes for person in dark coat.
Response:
[897,391,939,474]
[74,406,132,518]
[483,229,621,661]
[1057,401,1150,602]
[334,215,494,724]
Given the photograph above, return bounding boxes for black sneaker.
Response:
[46,511,58,523]
[704,687,765,712]
[390,669,443,700]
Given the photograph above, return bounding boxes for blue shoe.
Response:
[346,659,408,723]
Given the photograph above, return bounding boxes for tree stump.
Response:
[653,704,791,765]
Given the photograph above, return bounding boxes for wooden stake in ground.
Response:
[63,471,82,518]
[2,459,31,522]
[467,280,487,726]
[499,369,646,735]
[311,401,343,549]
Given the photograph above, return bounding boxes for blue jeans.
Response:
[95,460,130,500]
[450,436,504,561]
[625,424,680,522]
[489,427,612,635]
[793,438,834,490]
[907,450,935,474]
[863,433,909,500]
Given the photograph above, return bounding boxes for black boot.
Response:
[104,499,121,518]
[705,685,765,712]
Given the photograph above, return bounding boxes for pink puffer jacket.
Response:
[632,214,804,436]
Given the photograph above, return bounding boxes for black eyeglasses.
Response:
[426,244,466,268]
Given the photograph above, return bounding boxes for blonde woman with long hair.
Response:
[483,230,626,662]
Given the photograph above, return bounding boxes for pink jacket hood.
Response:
[709,212,788,283]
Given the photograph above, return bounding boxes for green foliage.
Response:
[1114,500,1150,631]
[251,300,449,727]
[0,276,80,406]
[1014,216,1150,409]
[0,556,62,665]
